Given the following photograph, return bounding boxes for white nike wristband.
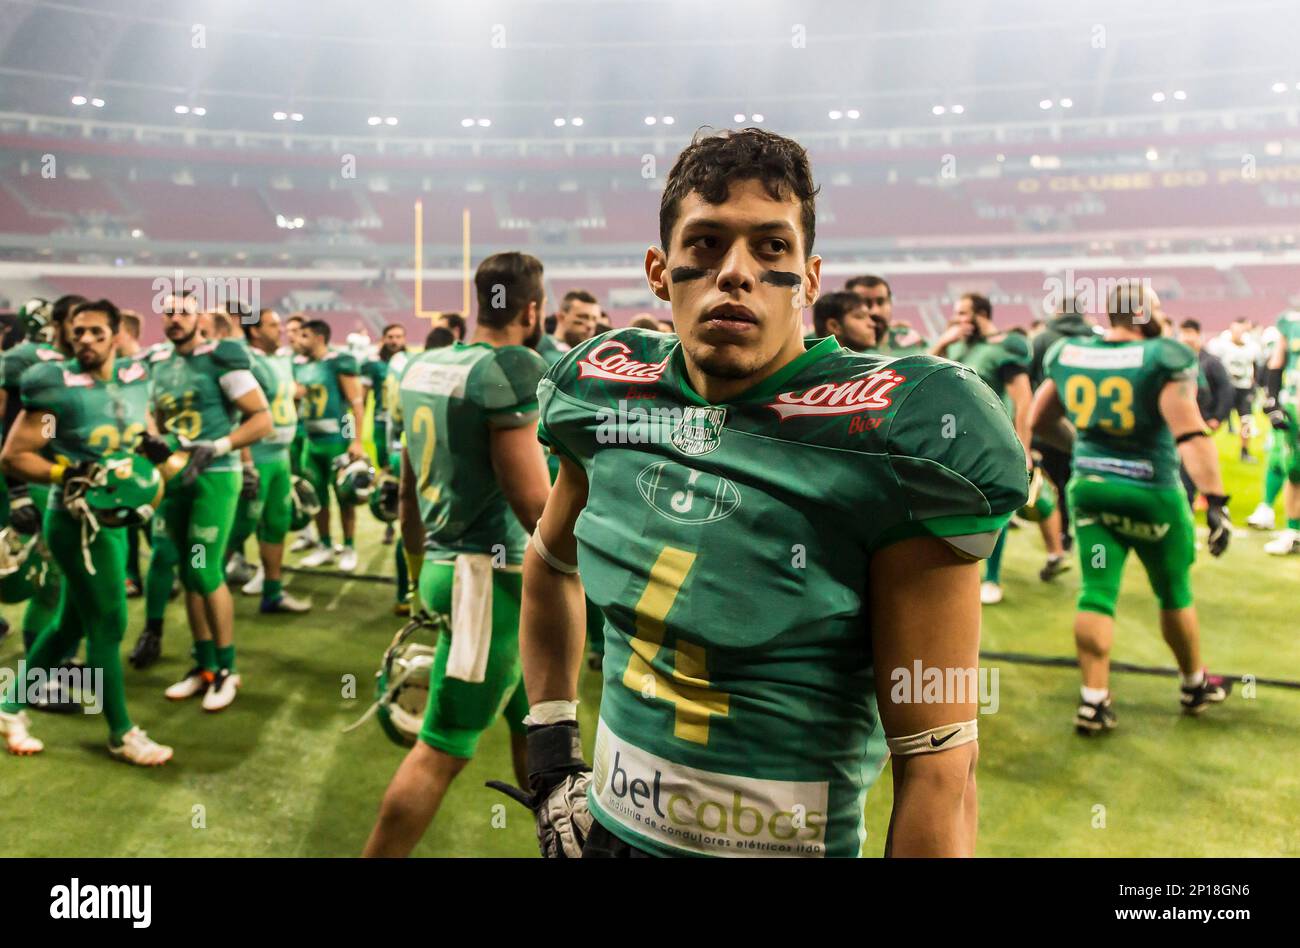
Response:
[886,719,978,756]
[531,530,578,574]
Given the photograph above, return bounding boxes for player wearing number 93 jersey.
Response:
[513,129,1028,859]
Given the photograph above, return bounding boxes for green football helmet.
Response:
[368,474,399,523]
[0,528,53,604]
[334,456,376,507]
[17,298,54,343]
[342,611,447,747]
[75,453,165,529]
[289,475,321,531]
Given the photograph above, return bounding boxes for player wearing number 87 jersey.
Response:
[1033,281,1233,736]
[515,129,1028,859]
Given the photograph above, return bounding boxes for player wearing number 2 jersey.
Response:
[1033,281,1232,736]
[363,252,551,858]
[508,129,1027,859]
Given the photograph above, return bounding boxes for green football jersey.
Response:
[1276,311,1300,402]
[246,345,298,464]
[882,323,929,357]
[21,357,152,507]
[148,339,256,473]
[538,329,1027,858]
[946,333,1032,407]
[1044,335,1196,488]
[537,333,570,368]
[295,348,359,443]
[361,356,388,413]
[2,341,64,391]
[396,341,547,562]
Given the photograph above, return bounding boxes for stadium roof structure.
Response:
[1,0,1299,139]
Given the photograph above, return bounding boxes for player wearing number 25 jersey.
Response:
[512,129,1028,859]
[1033,281,1232,737]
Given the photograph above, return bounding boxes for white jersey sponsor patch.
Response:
[1058,344,1144,370]
[401,360,472,400]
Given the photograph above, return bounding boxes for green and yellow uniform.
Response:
[395,341,548,758]
[881,323,929,357]
[232,345,298,549]
[539,329,1026,857]
[0,357,152,741]
[1274,312,1300,485]
[1044,335,1199,616]
[295,348,360,505]
[148,340,252,598]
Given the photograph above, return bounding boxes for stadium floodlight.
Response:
[951,104,965,114]
[130,229,142,238]
[1145,147,1159,161]
[829,109,843,120]
[1059,98,1073,108]
[1272,81,1288,93]
[932,105,946,116]
[750,113,763,123]
[386,116,399,126]
[274,111,289,121]
[475,118,488,127]
[291,112,304,122]
[662,115,674,125]
[554,117,567,126]
[1151,91,1166,102]
[71,95,88,106]
[1172,90,1186,101]
[644,116,657,125]
[1038,99,1053,110]
[91,98,105,108]
[193,107,206,116]
[733,113,746,123]
[174,105,190,114]
[459,118,473,127]
[846,109,860,119]
[571,116,584,126]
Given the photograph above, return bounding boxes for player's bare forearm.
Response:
[490,424,551,535]
[398,447,425,556]
[1160,379,1224,495]
[0,410,54,483]
[1179,436,1226,496]
[519,456,589,703]
[1007,375,1033,459]
[1030,380,1074,452]
[870,535,982,857]
[227,389,272,450]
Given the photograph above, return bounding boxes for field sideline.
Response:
[1,423,1296,857]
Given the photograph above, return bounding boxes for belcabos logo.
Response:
[577,340,669,385]
[766,369,906,420]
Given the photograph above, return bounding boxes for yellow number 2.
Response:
[621,546,730,745]
[410,405,441,503]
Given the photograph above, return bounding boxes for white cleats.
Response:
[0,710,43,755]
[260,592,311,614]
[241,564,265,596]
[202,670,241,712]
[109,727,173,767]
[338,547,358,572]
[289,532,317,553]
[1264,529,1300,555]
[225,552,255,586]
[165,668,210,701]
[980,582,1004,605]
[300,544,335,568]
[1246,503,1276,530]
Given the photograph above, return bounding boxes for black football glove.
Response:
[179,442,219,487]
[134,433,174,466]
[1263,396,1290,431]
[240,464,260,501]
[1205,493,1231,557]
[7,482,40,535]
[486,721,593,858]
[60,460,102,508]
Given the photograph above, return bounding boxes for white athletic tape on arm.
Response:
[218,368,259,402]
[525,700,579,726]
[532,530,578,574]
[886,719,978,756]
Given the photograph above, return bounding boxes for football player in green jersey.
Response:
[228,308,311,614]
[811,291,878,352]
[363,252,551,857]
[932,293,1069,603]
[504,129,1026,859]
[0,300,173,764]
[146,292,272,711]
[537,289,600,369]
[292,319,367,571]
[361,323,407,550]
[382,344,416,615]
[1032,280,1232,735]
[846,274,928,356]
[1260,310,1300,554]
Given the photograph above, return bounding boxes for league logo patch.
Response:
[670,406,726,457]
[636,461,740,525]
[766,369,905,420]
[577,339,668,385]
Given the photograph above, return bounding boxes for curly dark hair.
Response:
[659,127,819,256]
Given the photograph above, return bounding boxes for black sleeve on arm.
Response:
[1265,365,1284,401]
[1207,357,1235,423]
[998,363,1029,386]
